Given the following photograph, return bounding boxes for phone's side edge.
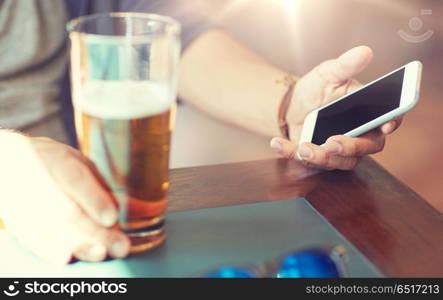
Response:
[298,110,318,143]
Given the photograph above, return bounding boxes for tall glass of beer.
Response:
[67,13,181,253]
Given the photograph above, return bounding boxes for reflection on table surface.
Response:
[2,156,443,276]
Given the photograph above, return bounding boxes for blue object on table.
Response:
[204,266,255,278]
[277,249,341,278]
[200,247,345,278]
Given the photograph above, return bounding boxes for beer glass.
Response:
[67,13,181,253]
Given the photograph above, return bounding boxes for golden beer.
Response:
[74,81,175,252]
[68,12,181,254]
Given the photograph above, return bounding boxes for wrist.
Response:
[276,75,297,139]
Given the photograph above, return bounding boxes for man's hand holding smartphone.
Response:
[270,46,419,170]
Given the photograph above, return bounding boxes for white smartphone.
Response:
[299,60,422,145]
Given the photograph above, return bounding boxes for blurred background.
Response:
[172,0,443,212]
[2,0,440,213]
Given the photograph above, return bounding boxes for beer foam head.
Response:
[75,80,172,119]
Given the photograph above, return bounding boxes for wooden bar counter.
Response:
[169,157,443,277]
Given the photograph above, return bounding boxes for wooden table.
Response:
[1,156,441,276]
[169,157,443,277]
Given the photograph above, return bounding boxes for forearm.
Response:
[178,29,298,137]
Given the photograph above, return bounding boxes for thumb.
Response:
[315,46,374,84]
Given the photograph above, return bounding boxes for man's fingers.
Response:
[270,137,298,160]
[271,127,387,170]
[315,46,374,84]
[9,200,129,263]
[296,143,359,170]
[46,222,106,263]
[71,208,131,260]
[69,227,107,262]
[324,132,385,157]
[52,153,118,228]
[270,138,358,170]
[30,138,118,228]
[380,117,403,135]
[73,244,107,262]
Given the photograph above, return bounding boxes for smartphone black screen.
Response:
[311,68,404,145]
